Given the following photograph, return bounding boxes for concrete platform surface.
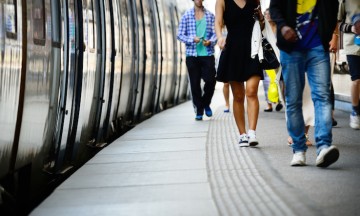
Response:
[31,84,360,216]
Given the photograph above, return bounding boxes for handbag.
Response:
[265,69,279,103]
[261,37,280,70]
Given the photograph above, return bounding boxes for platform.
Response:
[31,84,360,216]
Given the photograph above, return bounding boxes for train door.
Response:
[71,0,100,156]
[41,0,65,173]
[129,0,141,123]
[44,0,78,172]
[116,0,137,128]
[161,2,176,109]
[154,0,167,112]
[0,0,24,178]
[135,0,158,121]
[174,6,189,103]
[108,0,123,137]
[15,0,52,168]
[151,0,162,114]
[170,5,186,104]
[94,0,114,144]
[169,4,181,105]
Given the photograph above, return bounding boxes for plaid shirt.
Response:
[177,7,217,57]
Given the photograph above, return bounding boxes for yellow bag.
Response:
[265,69,279,103]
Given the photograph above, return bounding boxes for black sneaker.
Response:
[275,103,283,112]
[332,118,338,127]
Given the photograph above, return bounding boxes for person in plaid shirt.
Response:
[177,0,217,121]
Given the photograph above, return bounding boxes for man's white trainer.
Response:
[290,152,306,166]
[316,145,339,167]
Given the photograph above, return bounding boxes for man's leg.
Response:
[201,56,216,109]
[186,57,203,116]
[307,46,339,167]
[306,46,333,154]
[347,55,360,129]
[280,50,307,154]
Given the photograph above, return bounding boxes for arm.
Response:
[177,13,194,44]
[329,22,339,52]
[215,0,226,49]
[269,0,298,43]
[337,1,358,34]
[203,12,217,47]
[254,5,265,30]
[269,0,287,32]
[339,22,354,33]
[353,14,360,34]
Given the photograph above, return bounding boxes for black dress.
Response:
[217,0,263,82]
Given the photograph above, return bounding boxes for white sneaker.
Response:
[248,133,259,147]
[316,145,339,168]
[350,113,360,129]
[290,152,306,166]
[238,134,249,147]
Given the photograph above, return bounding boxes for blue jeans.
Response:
[280,45,332,155]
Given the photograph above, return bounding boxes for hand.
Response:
[217,36,226,50]
[194,37,201,43]
[352,21,360,34]
[281,26,298,43]
[329,34,338,53]
[253,5,264,21]
[202,39,211,47]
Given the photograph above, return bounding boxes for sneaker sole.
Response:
[248,138,258,147]
[239,143,249,147]
[249,141,258,147]
[290,161,306,166]
[316,148,340,168]
[349,123,360,130]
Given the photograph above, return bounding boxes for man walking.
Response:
[338,0,360,130]
[270,0,340,167]
[177,0,217,121]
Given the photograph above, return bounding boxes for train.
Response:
[0,0,191,214]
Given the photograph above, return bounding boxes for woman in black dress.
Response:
[215,0,264,146]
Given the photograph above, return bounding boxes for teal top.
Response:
[196,17,208,56]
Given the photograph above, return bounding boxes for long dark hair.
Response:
[249,0,260,5]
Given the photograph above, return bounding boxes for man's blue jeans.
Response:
[280,45,332,155]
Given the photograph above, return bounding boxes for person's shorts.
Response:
[347,55,360,81]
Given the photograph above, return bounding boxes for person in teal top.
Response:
[177,0,217,121]
[195,17,208,56]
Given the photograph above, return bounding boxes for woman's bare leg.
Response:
[245,76,261,130]
[230,81,246,134]
[223,82,230,110]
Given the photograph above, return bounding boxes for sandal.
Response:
[287,136,293,146]
[305,133,312,146]
[287,135,312,146]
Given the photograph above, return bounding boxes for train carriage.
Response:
[0,0,190,215]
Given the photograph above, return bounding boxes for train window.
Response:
[112,0,121,52]
[87,0,96,50]
[5,0,17,39]
[69,6,76,54]
[33,0,46,45]
[0,4,3,42]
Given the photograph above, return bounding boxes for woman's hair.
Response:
[249,0,260,5]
